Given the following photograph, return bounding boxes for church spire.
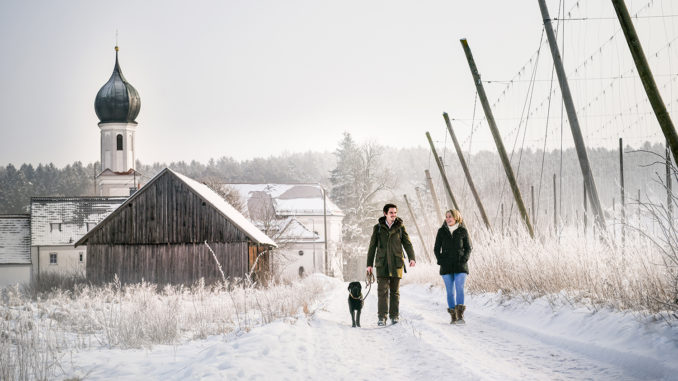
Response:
[94,45,141,124]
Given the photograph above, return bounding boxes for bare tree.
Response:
[202,177,248,215]
[247,188,317,278]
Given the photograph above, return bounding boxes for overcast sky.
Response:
[1,0,675,167]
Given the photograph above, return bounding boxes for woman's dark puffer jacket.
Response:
[433,222,472,275]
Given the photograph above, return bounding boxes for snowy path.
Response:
[64,280,678,380]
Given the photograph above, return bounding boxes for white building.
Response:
[261,216,323,279]
[0,215,31,287]
[227,184,344,279]
[29,197,125,279]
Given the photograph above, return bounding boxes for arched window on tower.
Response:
[116,134,123,151]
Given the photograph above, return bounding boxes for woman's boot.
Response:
[447,308,458,324]
[456,305,466,323]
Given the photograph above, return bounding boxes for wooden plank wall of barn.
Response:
[86,242,249,284]
[85,172,255,284]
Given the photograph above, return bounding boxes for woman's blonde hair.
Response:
[445,209,463,224]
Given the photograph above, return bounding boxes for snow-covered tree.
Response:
[330,133,394,278]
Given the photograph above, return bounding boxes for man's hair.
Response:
[383,203,398,214]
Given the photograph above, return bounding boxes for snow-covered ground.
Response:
[62,277,678,380]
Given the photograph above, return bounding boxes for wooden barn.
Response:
[75,168,276,284]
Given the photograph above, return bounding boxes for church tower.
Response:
[94,46,141,196]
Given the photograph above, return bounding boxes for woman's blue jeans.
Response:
[442,273,467,308]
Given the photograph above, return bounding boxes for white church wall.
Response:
[292,215,343,277]
[99,123,137,172]
[275,242,323,280]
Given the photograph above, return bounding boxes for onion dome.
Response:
[94,46,141,124]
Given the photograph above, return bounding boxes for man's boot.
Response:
[456,304,466,323]
[447,308,457,324]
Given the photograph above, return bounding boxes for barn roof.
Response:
[0,214,30,264]
[76,169,276,247]
[31,197,126,246]
[226,183,343,217]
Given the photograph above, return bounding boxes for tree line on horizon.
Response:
[0,140,671,228]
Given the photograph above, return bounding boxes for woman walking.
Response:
[434,209,472,324]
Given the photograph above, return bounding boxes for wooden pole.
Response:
[404,194,430,262]
[322,186,328,275]
[539,0,606,234]
[442,112,491,230]
[439,156,454,209]
[584,181,588,236]
[460,39,534,238]
[553,174,557,236]
[531,185,535,226]
[501,203,505,235]
[667,141,673,228]
[613,197,616,240]
[638,189,641,238]
[425,132,460,211]
[415,186,435,243]
[611,0,678,166]
[620,138,626,246]
[425,169,444,222]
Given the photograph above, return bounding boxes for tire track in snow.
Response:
[399,284,666,380]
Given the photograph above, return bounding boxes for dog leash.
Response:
[349,271,375,301]
[362,270,375,300]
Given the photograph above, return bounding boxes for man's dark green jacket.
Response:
[366,216,416,278]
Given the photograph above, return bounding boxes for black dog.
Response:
[348,281,364,328]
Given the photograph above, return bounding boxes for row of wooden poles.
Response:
[404,135,674,258]
[403,0,678,247]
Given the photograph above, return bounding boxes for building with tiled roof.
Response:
[226,183,344,279]
[0,214,31,287]
[29,197,126,280]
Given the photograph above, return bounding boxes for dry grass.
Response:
[0,274,331,380]
[403,225,678,318]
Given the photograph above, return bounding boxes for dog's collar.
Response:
[349,291,363,300]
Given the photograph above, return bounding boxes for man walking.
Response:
[366,203,416,326]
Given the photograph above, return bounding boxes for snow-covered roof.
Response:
[261,217,321,243]
[31,197,126,246]
[280,218,321,241]
[172,171,276,247]
[0,215,30,264]
[226,184,343,217]
[76,169,276,247]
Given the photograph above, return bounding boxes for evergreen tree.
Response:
[329,133,394,266]
[330,132,362,213]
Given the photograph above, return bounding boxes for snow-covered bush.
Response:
[402,226,676,317]
[0,274,332,380]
